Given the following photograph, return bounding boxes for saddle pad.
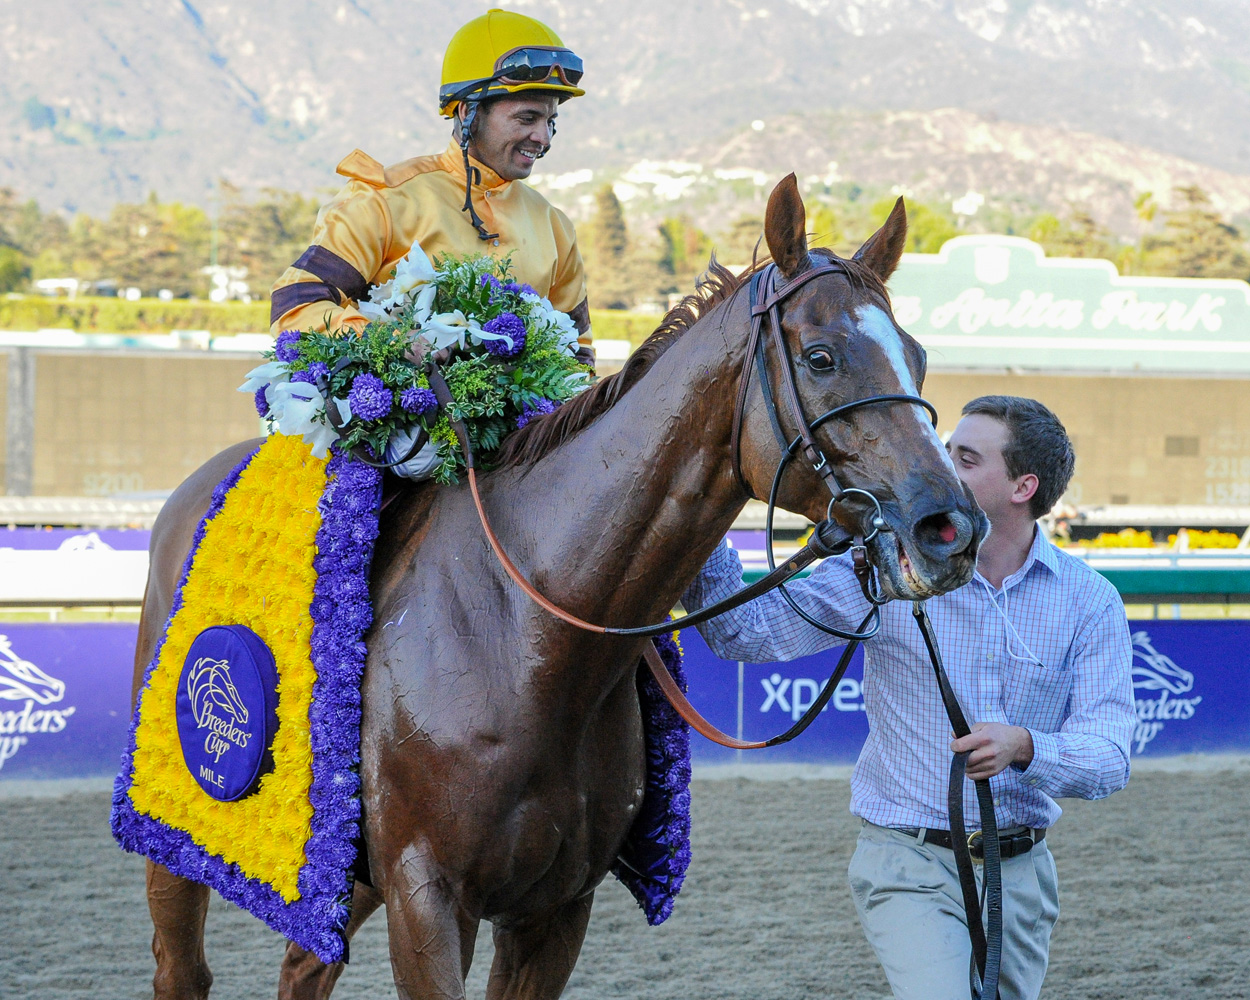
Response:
[112,434,382,963]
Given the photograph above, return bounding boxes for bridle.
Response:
[730,261,937,641]
[324,258,1004,998]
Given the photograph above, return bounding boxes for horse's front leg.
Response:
[485,892,594,1000]
[277,882,384,1000]
[146,860,214,1000]
[383,848,480,1000]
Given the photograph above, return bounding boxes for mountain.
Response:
[4,0,1250,225]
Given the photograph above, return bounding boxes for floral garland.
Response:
[612,629,693,925]
[112,437,381,963]
[240,246,590,484]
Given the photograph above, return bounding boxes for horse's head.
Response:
[735,175,987,599]
[188,657,250,727]
[0,634,65,705]
[1130,631,1193,695]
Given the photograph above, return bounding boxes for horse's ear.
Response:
[853,197,908,282]
[764,173,810,280]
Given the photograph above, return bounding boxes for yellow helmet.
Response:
[439,9,585,117]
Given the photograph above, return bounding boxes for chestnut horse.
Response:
[132,176,986,1000]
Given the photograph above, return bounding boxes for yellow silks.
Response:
[270,143,588,338]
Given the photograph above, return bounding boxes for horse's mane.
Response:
[493,247,884,469]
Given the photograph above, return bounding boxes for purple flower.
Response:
[347,372,391,421]
[400,386,438,416]
[254,386,269,416]
[275,330,302,363]
[480,273,502,290]
[292,362,329,386]
[482,311,526,358]
[515,397,557,429]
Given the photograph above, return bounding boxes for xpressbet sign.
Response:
[889,236,1250,374]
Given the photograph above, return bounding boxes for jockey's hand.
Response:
[951,723,1034,780]
[403,335,433,366]
[575,344,596,371]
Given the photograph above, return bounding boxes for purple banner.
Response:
[3,620,1248,780]
[0,528,150,551]
[681,629,868,764]
[0,624,137,778]
[680,620,1250,764]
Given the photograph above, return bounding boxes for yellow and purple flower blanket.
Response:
[111,434,382,962]
[111,433,691,963]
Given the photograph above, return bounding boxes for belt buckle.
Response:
[967,830,984,864]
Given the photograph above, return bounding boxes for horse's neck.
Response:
[502,297,750,627]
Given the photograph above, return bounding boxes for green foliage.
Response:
[0,294,269,333]
[657,216,712,288]
[806,202,843,250]
[1134,186,1249,279]
[589,185,627,263]
[0,247,31,294]
[274,253,589,486]
[1026,210,1115,260]
[720,215,766,264]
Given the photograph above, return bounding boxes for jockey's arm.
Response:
[545,207,594,365]
[269,180,391,337]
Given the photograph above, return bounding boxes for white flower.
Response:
[267,381,347,459]
[421,309,485,351]
[392,242,436,296]
[237,360,290,394]
[356,241,438,323]
[410,282,437,325]
[357,297,390,322]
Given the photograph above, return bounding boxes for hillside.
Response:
[3,0,1250,227]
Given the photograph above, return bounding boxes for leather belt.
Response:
[896,826,1046,863]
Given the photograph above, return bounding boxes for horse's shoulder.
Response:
[152,439,264,557]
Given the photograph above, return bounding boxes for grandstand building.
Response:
[0,235,1246,515]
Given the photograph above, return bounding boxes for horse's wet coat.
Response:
[131,176,986,1000]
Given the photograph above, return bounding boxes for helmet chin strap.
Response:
[458,96,500,242]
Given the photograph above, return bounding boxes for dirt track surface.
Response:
[3,762,1249,999]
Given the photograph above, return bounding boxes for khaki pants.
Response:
[847,821,1060,1000]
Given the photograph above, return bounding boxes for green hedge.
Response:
[0,295,271,334]
[0,295,660,350]
[589,309,662,350]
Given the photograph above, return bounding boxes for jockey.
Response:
[269,8,592,366]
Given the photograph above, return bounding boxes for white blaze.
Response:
[852,304,951,459]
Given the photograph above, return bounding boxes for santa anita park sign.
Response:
[890,236,1250,373]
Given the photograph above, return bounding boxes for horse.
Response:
[131,175,988,1000]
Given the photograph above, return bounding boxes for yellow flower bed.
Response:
[1085,528,1156,548]
[1168,529,1241,549]
[128,434,326,902]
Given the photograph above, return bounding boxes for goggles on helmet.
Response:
[493,46,584,87]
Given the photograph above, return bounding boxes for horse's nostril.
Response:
[917,512,954,543]
[915,511,973,554]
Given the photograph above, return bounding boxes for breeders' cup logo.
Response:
[186,656,252,764]
[1131,630,1201,754]
[0,634,76,771]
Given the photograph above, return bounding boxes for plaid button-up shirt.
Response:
[682,530,1135,830]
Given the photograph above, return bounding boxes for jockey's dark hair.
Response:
[961,395,1075,518]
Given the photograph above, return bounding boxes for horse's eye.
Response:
[804,348,837,372]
